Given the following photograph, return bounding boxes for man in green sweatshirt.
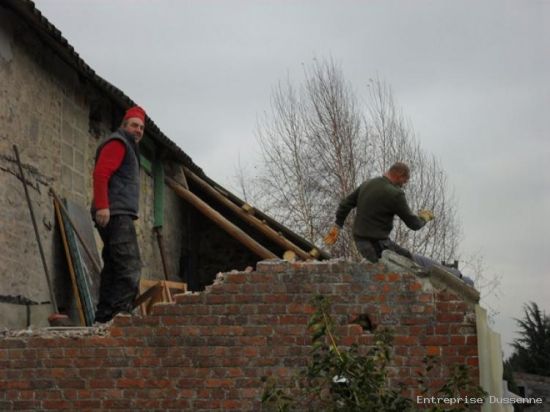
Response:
[324,162,434,262]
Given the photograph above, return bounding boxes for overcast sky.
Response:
[32,0,549,357]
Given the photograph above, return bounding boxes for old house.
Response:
[1,1,515,411]
[0,0,325,329]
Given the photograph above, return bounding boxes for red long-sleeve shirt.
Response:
[92,140,126,209]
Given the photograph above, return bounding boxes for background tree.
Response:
[505,302,550,377]
[238,58,460,263]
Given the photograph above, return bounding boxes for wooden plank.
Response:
[165,176,277,260]
[137,279,187,315]
[140,279,187,292]
[63,199,102,307]
[182,167,313,261]
[60,200,95,325]
[50,189,101,274]
[160,280,187,291]
[133,283,163,308]
[53,197,85,326]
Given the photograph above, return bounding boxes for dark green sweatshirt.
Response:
[335,176,425,240]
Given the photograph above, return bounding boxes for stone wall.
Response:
[0,259,481,411]
[1,8,79,321]
[0,8,173,327]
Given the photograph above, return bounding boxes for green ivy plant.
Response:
[262,295,485,412]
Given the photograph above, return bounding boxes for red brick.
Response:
[239,336,267,346]
[408,282,422,291]
[225,368,244,378]
[109,327,124,337]
[264,294,292,304]
[57,379,85,389]
[222,399,243,409]
[406,356,426,367]
[11,401,40,409]
[7,381,30,390]
[287,303,315,314]
[387,273,401,282]
[409,326,426,336]
[242,347,259,357]
[234,294,260,304]
[247,273,276,283]
[74,400,101,409]
[117,379,146,389]
[279,315,308,325]
[417,293,433,303]
[466,335,478,345]
[161,399,191,409]
[402,316,429,325]
[436,290,459,302]
[437,313,464,323]
[421,336,449,345]
[409,346,424,356]
[347,324,364,336]
[103,399,133,408]
[450,335,465,345]
[380,304,392,313]
[205,379,234,388]
[193,399,222,409]
[42,400,72,409]
[240,387,261,398]
[174,293,202,304]
[357,294,377,303]
[0,340,26,349]
[426,346,441,356]
[394,335,418,345]
[225,273,247,283]
[458,346,478,356]
[441,346,458,356]
[205,294,234,304]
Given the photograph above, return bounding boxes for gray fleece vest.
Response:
[93,129,140,218]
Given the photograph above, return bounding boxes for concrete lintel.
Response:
[428,265,480,304]
[380,250,480,304]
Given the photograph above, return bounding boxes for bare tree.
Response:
[238,59,460,263]
[365,77,461,260]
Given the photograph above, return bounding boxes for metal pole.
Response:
[13,145,59,313]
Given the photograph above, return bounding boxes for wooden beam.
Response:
[182,167,313,261]
[53,197,85,326]
[133,283,163,308]
[165,176,277,260]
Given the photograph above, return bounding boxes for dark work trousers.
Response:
[354,236,413,263]
[95,215,141,323]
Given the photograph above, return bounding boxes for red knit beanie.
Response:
[123,106,146,122]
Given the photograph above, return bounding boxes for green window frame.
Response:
[139,136,164,228]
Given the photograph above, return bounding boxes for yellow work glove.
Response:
[418,209,435,222]
[323,225,340,246]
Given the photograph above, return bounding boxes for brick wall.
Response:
[0,259,479,411]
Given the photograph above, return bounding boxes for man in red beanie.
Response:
[91,106,146,323]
